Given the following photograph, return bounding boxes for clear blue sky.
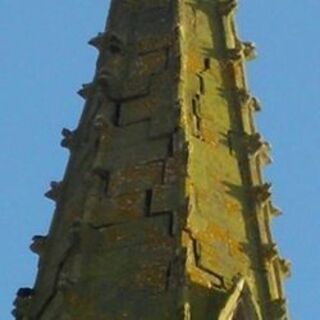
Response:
[0,1,319,319]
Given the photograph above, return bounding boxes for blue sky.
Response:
[0,1,319,319]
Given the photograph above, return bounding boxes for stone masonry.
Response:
[13,0,289,319]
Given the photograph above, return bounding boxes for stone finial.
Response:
[77,82,94,99]
[12,288,34,319]
[218,0,238,15]
[242,133,264,155]
[279,258,292,279]
[227,46,242,62]
[269,298,288,320]
[44,181,62,201]
[227,42,256,62]
[242,42,257,61]
[270,204,282,217]
[262,243,278,262]
[61,128,75,150]
[30,235,47,255]
[257,142,272,166]
[245,136,272,166]
[235,88,261,112]
[249,97,262,112]
[88,32,105,50]
[252,183,272,203]
[235,88,251,106]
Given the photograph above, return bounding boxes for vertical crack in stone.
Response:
[145,189,153,217]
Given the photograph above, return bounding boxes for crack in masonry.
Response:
[183,228,227,290]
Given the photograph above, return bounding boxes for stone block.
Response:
[151,184,182,213]
[137,34,173,54]
[118,96,154,126]
[150,105,179,138]
[86,192,146,227]
[103,136,171,169]
[110,121,149,149]
[136,50,168,79]
[108,161,164,196]
[80,215,175,280]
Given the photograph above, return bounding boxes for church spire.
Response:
[14,1,289,319]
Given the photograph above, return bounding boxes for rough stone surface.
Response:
[16,1,288,319]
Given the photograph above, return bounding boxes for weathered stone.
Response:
[151,184,182,213]
[85,192,146,226]
[108,161,163,196]
[25,0,288,319]
[118,96,153,126]
[12,288,34,319]
[102,136,171,169]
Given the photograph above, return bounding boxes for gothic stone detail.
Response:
[21,0,288,319]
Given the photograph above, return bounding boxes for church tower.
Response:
[13,0,290,319]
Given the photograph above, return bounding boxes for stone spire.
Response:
[13,0,289,319]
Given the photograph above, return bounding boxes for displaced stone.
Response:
[151,184,182,213]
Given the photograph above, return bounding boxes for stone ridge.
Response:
[13,0,289,319]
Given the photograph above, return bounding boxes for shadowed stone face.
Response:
[97,33,131,101]
[95,4,172,102]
